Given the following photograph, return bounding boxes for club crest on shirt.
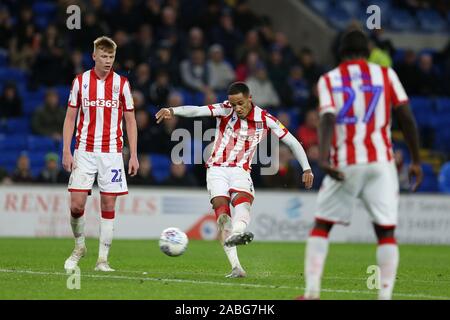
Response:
[255,121,264,130]
[113,85,120,93]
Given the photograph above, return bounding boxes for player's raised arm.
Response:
[264,112,314,189]
[155,102,232,123]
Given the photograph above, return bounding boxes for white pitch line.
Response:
[0,268,448,300]
[117,269,450,284]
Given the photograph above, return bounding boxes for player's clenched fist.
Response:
[155,107,174,124]
[302,169,314,189]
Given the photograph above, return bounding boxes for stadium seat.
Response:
[389,9,417,31]
[32,2,57,16]
[417,9,448,33]
[409,96,434,128]
[364,0,392,14]
[438,162,450,193]
[306,0,331,16]
[4,118,31,134]
[149,153,171,183]
[0,134,28,151]
[435,98,450,114]
[27,135,58,151]
[326,7,352,30]
[0,151,21,168]
[337,0,361,17]
[0,67,27,83]
[55,85,71,102]
[29,151,48,168]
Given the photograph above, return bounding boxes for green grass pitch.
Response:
[0,238,448,300]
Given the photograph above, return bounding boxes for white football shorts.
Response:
[316,161,399,227]
[206,166,255,202]
[68,150,128,196]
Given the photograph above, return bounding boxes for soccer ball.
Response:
[159,227,188,257]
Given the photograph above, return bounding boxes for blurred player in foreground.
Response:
[300,30,422,300]
[62,36,139,272]
[156,82,314,277]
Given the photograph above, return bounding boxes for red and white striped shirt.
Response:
[68,68,134,153]
[318,59,408,168]
[206,101,288,171]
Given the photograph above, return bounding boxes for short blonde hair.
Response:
[93,36,117,53]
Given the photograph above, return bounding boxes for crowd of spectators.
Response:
[0,0,449,191]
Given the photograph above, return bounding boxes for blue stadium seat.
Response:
[32,2,57,16]
[55,85,71,103]
[326,7,352,30]
[417,9,448,33]
[438,162,450,193]
[0,150,21,168]
[149,153,171,183]
[409,96,434,128]
[337,0,361,17]
[364,0,392,14]
[0,50,8,67]
[4,118,31,134]
[29,151,48,168]
[0,134,28,151]
[0,67,27,83]
[435,98,450,114]
[27,135,58,151]
[306,0,331,16]
[389,9,417,31]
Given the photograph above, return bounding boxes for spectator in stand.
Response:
[183,27,207,58]
[10,152,34,183]
[415,53,442,96]
[30,24,67,87]
[298,47,324,89]
[136,109,154,154]
[267,47,290,105]
[0,6,13,50]
[198,0,222,34]
[113,29,136,71]
[395,49,419,95]
[235,29,267,66]
[233,0,261,34]
[128,155,157,185]
[262,143,300,189]
[296,109,319,152]
[36,152,69,184]
[132,24,156,65]
[235,50,262,82]
[31,89,65,141]
[210,8,243,64]
[156,6,179,42]
[150,69,172,107]
[287,65,309,108]
[0,166,12,185]
[111,0,142,33]
[207,44,235,93]
[305,144,324,190]
[132,90,146,111]
[72,11,107,52]
[180,48,210,93]
[140,0,162,29]
[152,41,180,86]
[273,31,297,66]
[163,163,198,187]
[132,63,152,101]
[245,63,280,108]
[0,82,23,119]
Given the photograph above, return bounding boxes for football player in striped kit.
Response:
[62,36,139,272]
[156,82,314,278]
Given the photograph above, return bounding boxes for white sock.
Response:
[70,215,85,247]
[304,236,329,299]
[217,213,242,269]
[232,201,251,234]
[377,244,399,300]
[99,218,114,261]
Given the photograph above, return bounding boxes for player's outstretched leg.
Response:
[224,193,253,247]
[65,193,88,271]
[300,219,334,300]
[213,197,246,278]
[374,224,399,300]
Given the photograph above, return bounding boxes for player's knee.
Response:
[100,196,116,212]
[70,205,85,218]
[374,224,396,244]
[231,193,253,207]
[310,218,334,237]
[211,196,229,209]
